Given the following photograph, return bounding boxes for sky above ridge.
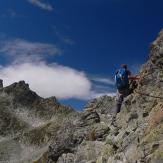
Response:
[0,0,163,109]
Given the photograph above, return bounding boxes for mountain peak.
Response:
[2,80,41,106]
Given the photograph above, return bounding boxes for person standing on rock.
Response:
[113,64,140,121]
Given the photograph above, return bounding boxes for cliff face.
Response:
[0,30,163,163]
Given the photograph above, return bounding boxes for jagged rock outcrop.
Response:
[0,81,74,162]
[0,29,163,163]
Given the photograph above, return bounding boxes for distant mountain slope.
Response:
[0,81,74,162]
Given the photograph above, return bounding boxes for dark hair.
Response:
[121,64,127,69]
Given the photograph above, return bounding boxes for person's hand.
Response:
[135,75,141,80]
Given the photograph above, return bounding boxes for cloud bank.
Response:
[0,38,115,100]
[27,0,53,11]
[0,62,92,99]
[91,77,114,85]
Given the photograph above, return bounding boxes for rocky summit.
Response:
[0,30,163,163]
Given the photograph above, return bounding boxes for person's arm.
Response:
[128,75,140,80]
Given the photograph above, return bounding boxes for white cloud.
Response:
[62,38,75,45]
[90,91,116,99]
[0,61,116,100]
[89,76,116,99]
[91,77,114,85]
[0,10,24,18]
[53,28,75,45]
[0,38,62,62]
[27,0,53,11]
[0,38,115,101]
[0,62,92,99]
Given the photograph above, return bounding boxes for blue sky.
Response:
[0,0,163,110]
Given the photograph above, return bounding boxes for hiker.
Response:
[114,64,140,119]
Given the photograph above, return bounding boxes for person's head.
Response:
[121,64,128,69]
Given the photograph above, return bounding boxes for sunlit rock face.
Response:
[0,29,163,163]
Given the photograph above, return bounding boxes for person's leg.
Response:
[112,91,124,123]
[111,90,124,126]
[115,94,123,114]
[111,94,123,126]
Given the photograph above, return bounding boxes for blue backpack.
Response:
[115,68,129,89]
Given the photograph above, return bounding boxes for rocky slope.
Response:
[36,29,163,163]
[0,29,163,163]
[0,81,74,162]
